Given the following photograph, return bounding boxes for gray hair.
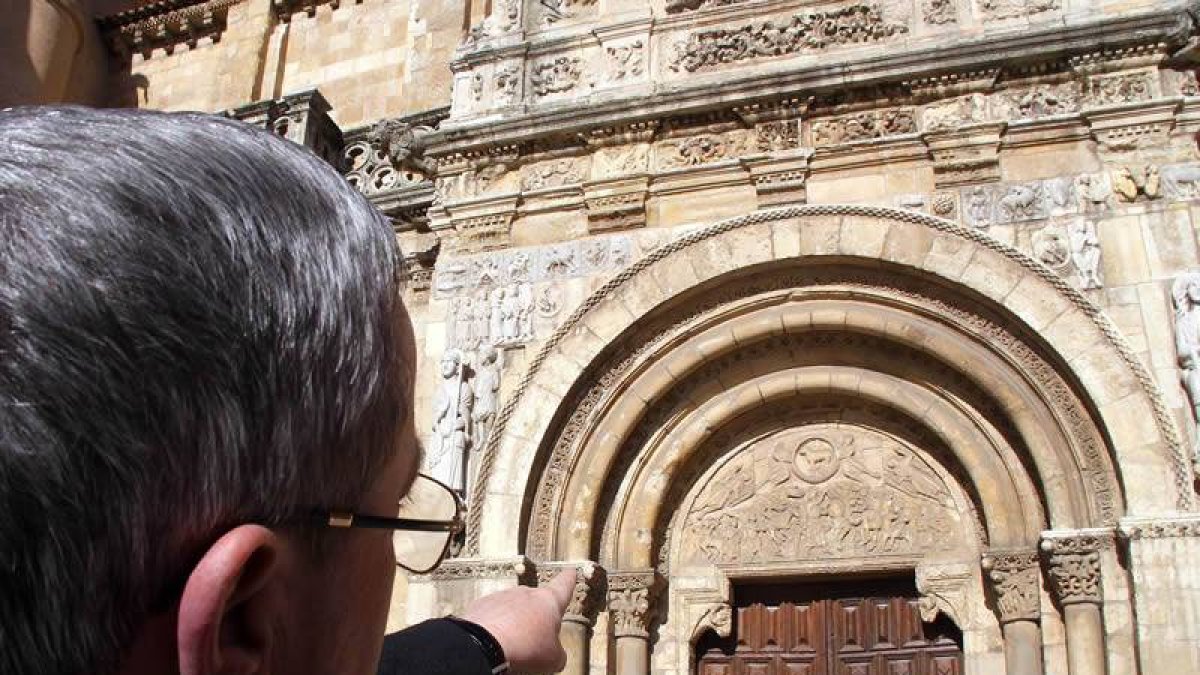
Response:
[0,107,409,675]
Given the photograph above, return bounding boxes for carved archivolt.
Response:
[467,206,1189,557]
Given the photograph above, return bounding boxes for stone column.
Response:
[607,570,659,675]
[982,549,1045,675]
[538,562,606,675]
[1042,530,1112,675]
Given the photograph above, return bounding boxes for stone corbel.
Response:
[915,560,980,631]
[437,195,520,254]
[536,561,607,626]
[924,121,1005,189]
[607,570,661,639]
[741,150,812,207]
[1083,100,1179,154]
[1040,529,1113,607]
[906,68,1001,102]
[689,602,733,643]
[584,176,650,233]
[981,548,1042,624]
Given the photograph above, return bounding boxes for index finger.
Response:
[545,568,578,615]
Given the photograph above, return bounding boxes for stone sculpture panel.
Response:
[681,425,965,567]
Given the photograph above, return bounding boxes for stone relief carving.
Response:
[463,0,519,44]
[1112,165,1161,202]
[1031,225,1070,271]
[965,185,992,228]
[960,176,1080,228]
[367,118,435,176]
[537,0,597,25]
[1161,164,1200,200]
[470,72,484,102]
[922,0,956,24]
[427,556,534,582]
[1085,72,1154,107]
[670,4,908,73]
[428,349,474,492]
[1121,515,1200,539]
[979,0,1058,20]
[931,192,957,219]
[657,134,737,169]
[682,427,964,566]
[921,93,986,132]
[665,0,746,12]
[1173,272,1200,465]
[607,572,659,638]
[494,66,521,106]
[981,550,1041,623]
[690,603,734,641]
[1041,534,1107,606]
[536,286,564,317]
[469,346,500,491]
[812,108,916,146]
[755,120,800,152]
[521,158,586,192]
[594,144,650,177]
[605,41,645,80]
[1068,220,1103,290]
[1075,173,1112,212]
[345,139,414,196]
[997,183,1046,222]
[531,57,583,97]
[916,562,977,629]
[436,237,631,296]
[996,82,1080,120]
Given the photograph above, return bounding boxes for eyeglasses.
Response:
[321,473,464,574]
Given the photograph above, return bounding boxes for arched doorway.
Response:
[469,205,1191,674]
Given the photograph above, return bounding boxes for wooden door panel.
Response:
[697,585,963,675]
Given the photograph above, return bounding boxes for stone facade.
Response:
[86,0,1200,671]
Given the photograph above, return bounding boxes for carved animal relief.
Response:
[811,108,916,145]
[682,426,964,567]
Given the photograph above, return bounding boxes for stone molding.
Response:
[535,561,607,626]
[467,204,1190,554]
[1120,514,1200,540]
[1040,529,1114,606]
[981,549,1042,624]
[224,89,344,172]
[273,0,360,22]
[98,0,240,58]
[424,555,536,583]
[607,570,660,639]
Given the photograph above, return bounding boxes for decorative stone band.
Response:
[425,556,536,584]
[981,549,1041,624]
[607,570,660,639]
[535,561,607,626]
[1120,514,1200,540]
[1040,529,1114,606]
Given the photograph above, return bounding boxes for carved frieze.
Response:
[494,66,522,106]
[670,4,908,73]
[1161,164,1200,200]
[537,0,597,26]
[1112,165,1161,202]
[682,426,966,566]
[100,0,240,58]
[922,0,957,25]
[979,0,1058,20]
[657,134,739,170]
[755,121,800,152]
[921,94,988,132]
[981,549,1041,623]
[811,108,916,146]
[436,236,633,295]
[1085,72,1155,108]
[995,82,1081,120]
[593,144,651,178]
[959,176,1078,228]
[531,57,583,97]
[607,571,659,638]
[426,556,535,582]
[1121,515,1200,540]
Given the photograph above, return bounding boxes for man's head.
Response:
[0,107,418,675]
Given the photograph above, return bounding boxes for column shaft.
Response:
[1002,620,1045,675]
[1062,603,1106,675]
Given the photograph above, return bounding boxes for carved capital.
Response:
[1041,529,1112,606]
[537,561,607,626]
[607,570,660,639]
[981,549,1041,624]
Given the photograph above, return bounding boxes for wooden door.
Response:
[696,581,962,675]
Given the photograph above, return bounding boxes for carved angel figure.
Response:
[1068,220,1102,290]
[428,349,474,491]
[1172,272,1200,463]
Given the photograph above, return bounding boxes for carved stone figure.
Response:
[367,118,434,176]
[998,184,1043,222]
[922,94,986,132]
[494,65,521,105]
[1075,173,1111,212]
[428,349,473,491]
[1172,272,1200,462]
[605,41,644,80]
[966,185,991,227]
[1086,72,1153,107]
[1068,220,1102,290]
[980,0,1058,20]
[607,572,658,638]
[531,57,582,97]
[1031,226,1070,270]
[516,283,534,339]
[812,108,916,145]
[468,346,500,490]
[981,550,1041,623]
[922,0,956,24]
[1113,165,1162,202]
[1162,164,1200,199]
[536,285,563,317]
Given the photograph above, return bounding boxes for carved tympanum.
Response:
[682,426,964,566]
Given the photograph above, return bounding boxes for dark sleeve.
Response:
[377,619,492,675]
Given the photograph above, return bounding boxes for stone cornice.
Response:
[427,5,1191,157]
[98,0,241,58]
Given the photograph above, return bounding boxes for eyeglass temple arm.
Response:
[327,513,464,533]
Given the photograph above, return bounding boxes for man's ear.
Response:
[177,524,281,675]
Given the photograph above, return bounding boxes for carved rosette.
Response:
[981,549,1041,623]
[607,571,659,639]
[1041,531,1112,606]
[537,561,607,626]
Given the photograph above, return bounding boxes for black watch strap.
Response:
[444,616,510,675]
